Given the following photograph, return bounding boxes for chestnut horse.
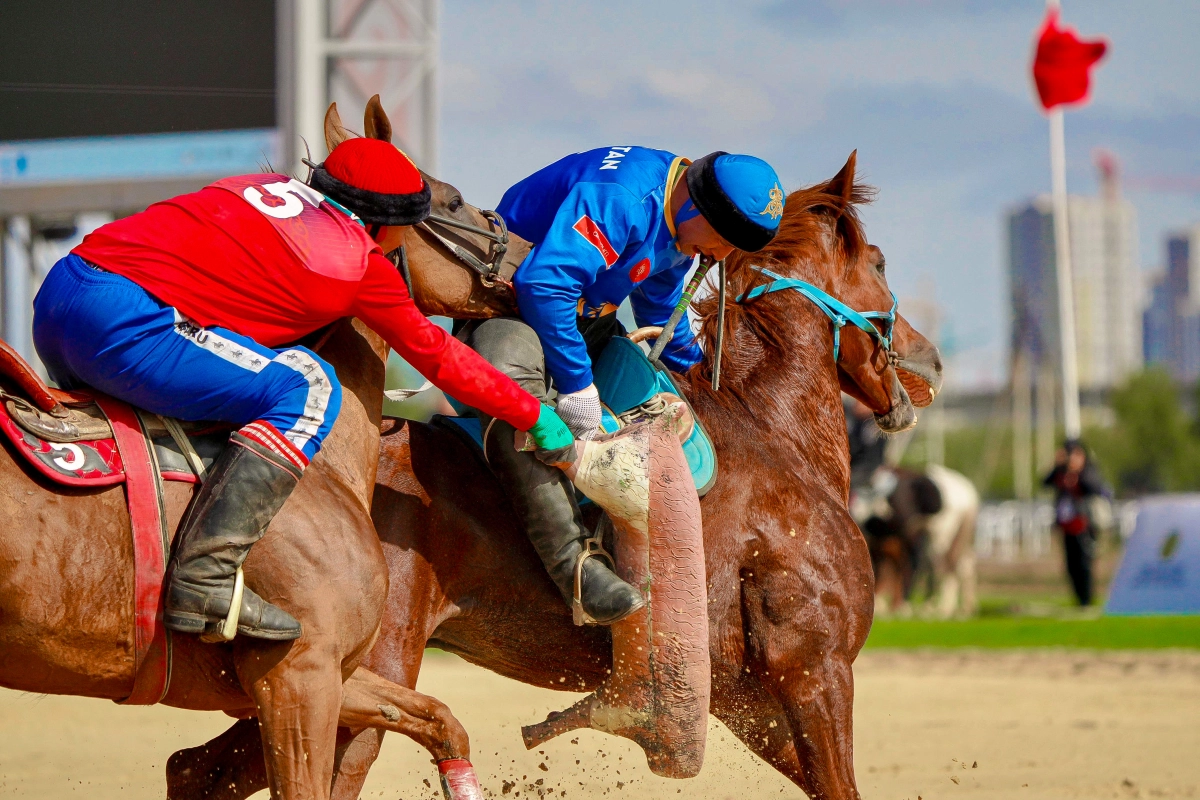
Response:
[0,98,529,800]
[169,152,942,800]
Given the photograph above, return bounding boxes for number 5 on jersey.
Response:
[242,179,325,220]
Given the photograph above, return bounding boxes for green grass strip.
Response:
[864,615,1200,649]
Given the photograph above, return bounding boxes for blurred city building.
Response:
[1006,192,1142,393]
[0,0,438,369]
[1005,156,1141,497]
[1143,227,1200,383]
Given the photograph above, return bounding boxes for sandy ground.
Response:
[1,650,1197,800]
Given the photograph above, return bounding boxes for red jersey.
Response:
[73,174,539,430]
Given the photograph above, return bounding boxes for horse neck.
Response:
[690,298,851,496]
[312,319,389,506]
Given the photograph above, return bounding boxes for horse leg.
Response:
[331,667,482,800]
[337,667,469,757]
[331,474,460,800]
[734,548,868,799]
[236,640,344,800]
[710,670,808,788]
[774,651,860,798]
[167,718,266,800]
[715,651,860,799]
[166,666,467,800]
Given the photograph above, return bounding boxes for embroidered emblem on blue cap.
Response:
[759,184,784,221]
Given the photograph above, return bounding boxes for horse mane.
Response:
[683,176,876,407]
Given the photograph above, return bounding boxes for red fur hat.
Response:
[309,138,431,226]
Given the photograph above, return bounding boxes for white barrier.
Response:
[975,499,1137,561]
[975,501,1055,561]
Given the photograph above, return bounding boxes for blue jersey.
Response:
[498,146,703,394]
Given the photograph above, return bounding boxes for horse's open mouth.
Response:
[896,357,942,409]
[874,374,918,434]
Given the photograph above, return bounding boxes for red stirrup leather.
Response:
[94,396,173,705]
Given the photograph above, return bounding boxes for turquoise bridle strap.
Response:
[736,266,897,362]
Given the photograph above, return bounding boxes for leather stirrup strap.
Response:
[94,396,173,705]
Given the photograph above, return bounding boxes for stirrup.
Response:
[200,567,245,643]
[572,536,618,626]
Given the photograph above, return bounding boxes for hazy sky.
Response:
[438,1,1200,390]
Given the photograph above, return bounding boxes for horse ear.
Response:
[826,150,858,212]
[364,94,393,143]
[324,102,355,155]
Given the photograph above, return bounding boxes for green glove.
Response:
[525,404,577,465]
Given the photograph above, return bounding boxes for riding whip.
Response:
[648,256,716,364]
[712,258,726,391]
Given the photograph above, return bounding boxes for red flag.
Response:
[1032,9,1108,111]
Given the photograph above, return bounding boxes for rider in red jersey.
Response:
[34,138,573,641]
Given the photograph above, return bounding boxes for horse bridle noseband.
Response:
[417,209,510,287]
[737,266,899,364]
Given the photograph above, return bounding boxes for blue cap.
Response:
[686,152,783,252]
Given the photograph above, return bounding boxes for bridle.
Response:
[737,266,898,363]
[417,209,510,287]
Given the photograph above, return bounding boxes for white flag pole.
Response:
[1045,0,1083,440]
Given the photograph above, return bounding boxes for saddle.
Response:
[0,338,217,706]
[0,340,226,487]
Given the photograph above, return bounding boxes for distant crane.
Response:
[1094,148,1200,195]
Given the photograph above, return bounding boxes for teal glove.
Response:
[525,405,577,465]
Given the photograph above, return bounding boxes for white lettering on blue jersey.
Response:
[599,146,633,170]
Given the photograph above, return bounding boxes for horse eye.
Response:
[447,196,463,213]
[875,260,886,275]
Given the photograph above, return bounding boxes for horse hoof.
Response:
[437,759,484,800]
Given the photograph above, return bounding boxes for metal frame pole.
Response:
[423,0,440,174]
[3,216,32,360]
[294,0,326,172]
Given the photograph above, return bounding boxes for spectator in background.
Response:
[1044,440,1109,606]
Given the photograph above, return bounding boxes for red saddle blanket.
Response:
[0,395,206,487]
[0,413,125,484]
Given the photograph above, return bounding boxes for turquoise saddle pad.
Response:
[442,336,717,495]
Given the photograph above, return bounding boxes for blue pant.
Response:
[33,254,342,461]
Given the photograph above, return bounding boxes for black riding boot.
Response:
[484,419,644,625]
[164,432,305,640]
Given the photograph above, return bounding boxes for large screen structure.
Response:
[0,1,281,212]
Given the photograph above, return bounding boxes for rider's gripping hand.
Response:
[555,384,602,442]
[524,404,577,465]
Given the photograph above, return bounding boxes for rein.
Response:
[418,209,510,287]
[736,266,897,362]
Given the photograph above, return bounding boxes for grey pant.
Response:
[458,314,625,404]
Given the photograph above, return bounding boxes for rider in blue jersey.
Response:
[465,147,784,625]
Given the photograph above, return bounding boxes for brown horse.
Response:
[0,98,530,800]
[169,151,942,800]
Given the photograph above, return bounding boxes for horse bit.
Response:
[417,208,511,288]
